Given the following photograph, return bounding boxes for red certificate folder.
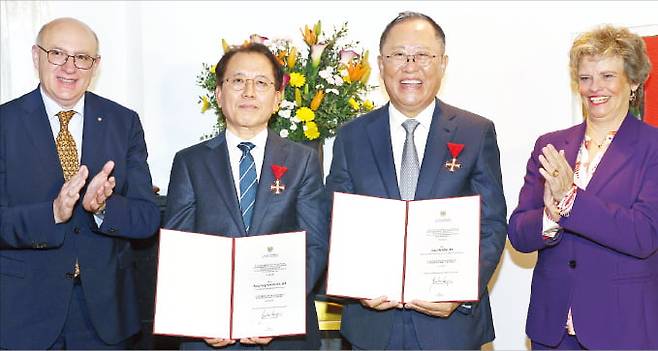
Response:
[153,229,306,340]
[326,192,480,303]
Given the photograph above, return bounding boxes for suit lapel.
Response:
[205,133,246,234]
[366,105,400,199]
[249,131,289,235]
[21,88,63,181]
[559,122,585,169]
[585,115,638,195]
[415,100,457,200]
[80,92,107,172]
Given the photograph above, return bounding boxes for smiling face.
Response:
[578,55,638,125]
[216,52,281,138]
[32,18,99,109]
[378,18,447,117]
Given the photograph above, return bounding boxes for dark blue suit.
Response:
[0,87,160,348]
[326,100,507,349]
[164,130,329,349]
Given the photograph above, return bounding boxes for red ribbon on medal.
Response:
[270,164,288,194]
[445,143,464,172]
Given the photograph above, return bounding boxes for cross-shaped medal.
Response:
[444,158,462,172]
[270,179,286,194]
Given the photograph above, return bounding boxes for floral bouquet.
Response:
[197,21,376,142]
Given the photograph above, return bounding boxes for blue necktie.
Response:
[238,142,258,231]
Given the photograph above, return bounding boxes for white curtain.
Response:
[0,1,51,103]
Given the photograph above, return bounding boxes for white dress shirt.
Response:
[389,101,435,187]
[41,87,84,159]
[41,88,105,225]
[225,128,268,198]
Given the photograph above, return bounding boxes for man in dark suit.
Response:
[0,18,160,349]
[164,43,328,350]
[326,12,507,349]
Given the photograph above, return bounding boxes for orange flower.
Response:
[275,50,286,66]
[301,24,317,46]
[346,61,370,83]
[310,90,325,111]
[287,47,298,68]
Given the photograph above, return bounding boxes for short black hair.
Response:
[379,11,446,52]
[215,43,284,91]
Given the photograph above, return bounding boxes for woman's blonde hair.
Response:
[569,25,652,107]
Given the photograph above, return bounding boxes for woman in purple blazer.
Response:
[509,25,657,349]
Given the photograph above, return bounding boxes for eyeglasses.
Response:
[37,45,98,70]
[384,52,440,67]
[223,77,275,92]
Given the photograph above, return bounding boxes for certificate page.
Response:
[326,192,407,301]
[231,232,306,339]
[153,229,234,339]
[403,196,480,302]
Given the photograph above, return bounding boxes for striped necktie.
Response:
[238,142,258,231]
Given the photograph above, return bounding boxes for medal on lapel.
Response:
[270,164,288,194]
[445,142,464,172]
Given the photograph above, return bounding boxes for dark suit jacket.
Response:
[325,99,507,349]
[163,130,329,349]
[508,115,658,349]
[0,87,160,349]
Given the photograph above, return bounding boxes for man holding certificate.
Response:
[325,11,507,350]
[163,43,328,349]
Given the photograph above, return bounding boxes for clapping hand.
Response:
[53,166,89,223]
[538,144,574,205]
[82,160,116,214]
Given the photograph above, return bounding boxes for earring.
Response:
[630,90,637,102]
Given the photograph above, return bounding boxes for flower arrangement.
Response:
[196,21,376,142]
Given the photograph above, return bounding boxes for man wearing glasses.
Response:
[0,18,160,349]
[326,12,507,349]
[163,43,328,350]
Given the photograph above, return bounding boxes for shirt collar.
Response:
[388,100,435,130]
[226,127,269,150]
[40,86,85,120]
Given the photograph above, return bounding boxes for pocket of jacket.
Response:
[0,255,26,278]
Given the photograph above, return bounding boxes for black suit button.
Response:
[74,227,81,234]
[568,260,576,269]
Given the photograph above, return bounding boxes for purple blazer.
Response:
[508,115,658,349]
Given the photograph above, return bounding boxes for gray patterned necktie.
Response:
[400,119,420,200]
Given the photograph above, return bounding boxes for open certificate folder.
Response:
[153,229,306,340]
[326,192,480,303]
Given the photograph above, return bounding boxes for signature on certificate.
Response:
[260,309,282,320]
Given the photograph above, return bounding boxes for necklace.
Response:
[586,134,606,149]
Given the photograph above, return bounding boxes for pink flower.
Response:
[311,43,327,68]
[249,34,268,44]
[280,73,290,91]
[339,49,359,64]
